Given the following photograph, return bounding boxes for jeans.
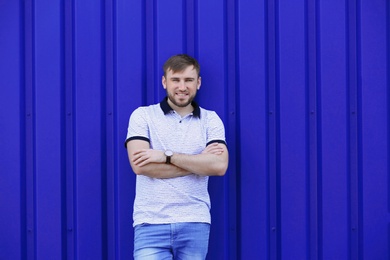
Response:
[134,222,210,260]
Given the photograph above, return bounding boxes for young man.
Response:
[125,54,229,259]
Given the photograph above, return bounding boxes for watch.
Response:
[164,150,173,164]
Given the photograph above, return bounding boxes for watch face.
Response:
[165,150,173,156]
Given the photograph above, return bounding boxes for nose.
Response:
[178,81,186,91]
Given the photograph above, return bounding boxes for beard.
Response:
[167,91,197,108]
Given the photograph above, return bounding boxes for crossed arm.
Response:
[126,139,229,179]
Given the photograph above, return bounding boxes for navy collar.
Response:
[160,97,201,118]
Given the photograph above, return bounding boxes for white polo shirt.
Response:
[125,97,226,227]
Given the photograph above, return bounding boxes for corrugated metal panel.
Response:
[0,0,388,259]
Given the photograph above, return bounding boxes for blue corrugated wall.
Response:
[0,0,388,259]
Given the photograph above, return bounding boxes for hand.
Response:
[132,149,165,166]
[202,143,224,155]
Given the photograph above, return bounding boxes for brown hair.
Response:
[163,54,200,77]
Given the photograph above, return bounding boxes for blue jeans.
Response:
[134,222,210,260]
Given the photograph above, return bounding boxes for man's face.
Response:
[162,65,201,109]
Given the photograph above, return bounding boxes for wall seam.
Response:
[225,1,239,259]
[306,0,321,259]
[266,0,281,258]
[64,0,75,258]
[346,0,361,258]
[23,0,36,259]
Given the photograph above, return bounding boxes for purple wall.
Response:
[0,0,388,259]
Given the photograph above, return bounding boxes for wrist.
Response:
[164,150,173,164]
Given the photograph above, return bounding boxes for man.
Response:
[125,54,229,259]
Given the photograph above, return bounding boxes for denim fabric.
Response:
[134,222,210,260]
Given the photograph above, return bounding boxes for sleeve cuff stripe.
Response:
[207,140,227,147]
[124,136,150,148]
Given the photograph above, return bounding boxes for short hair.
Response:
[163,54,200,77]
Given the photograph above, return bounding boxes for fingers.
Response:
[132,149,164,166]
[132,150,149,166]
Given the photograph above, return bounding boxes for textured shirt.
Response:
[125,98,226,227]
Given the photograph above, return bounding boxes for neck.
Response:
[168,99,193,117]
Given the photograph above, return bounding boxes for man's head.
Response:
[162,54,201,110]
[163,54,200,78]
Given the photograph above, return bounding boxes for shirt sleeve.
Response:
[205,111,227,146]
[124,107,150,148]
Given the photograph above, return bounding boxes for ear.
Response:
[197,76,201,90]
[162,76,167,89]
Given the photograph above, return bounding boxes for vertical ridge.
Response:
[23,0,36,259]
[226,1,239,259]
[145,0,156,105]
[60,1,67,258]
[103,0,117,258]
[266,0,281,258]
[64,0,75,258]
[183,0,198,58]
[388,0,390,219]
[306,0,321,259]
[346,0,361,258]
[356,0,364,257]
[194,0,199,58]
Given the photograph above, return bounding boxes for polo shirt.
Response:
[125,97,226,227]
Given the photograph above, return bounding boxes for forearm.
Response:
[128,141,228,178]
[170,152,228,176]
[132,162,190,179]
[127,140,189,179]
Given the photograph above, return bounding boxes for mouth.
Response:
[176,92,188,98]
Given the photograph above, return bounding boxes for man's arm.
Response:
[130,142,229,177]
[171,143,229,176]
[126,139,190,179]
